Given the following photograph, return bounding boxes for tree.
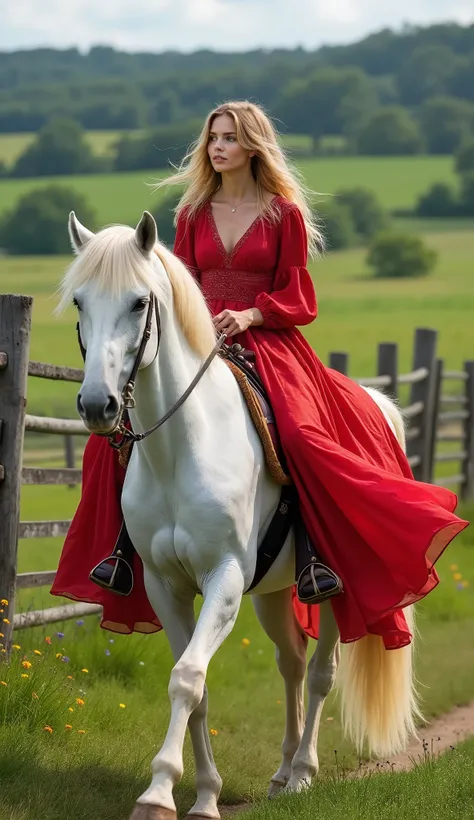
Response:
[459,171,474,216]
[0,186,97,255]
[455,139,474,175]
[11,117,98,177]
[114,120,202,171]
[334,187,389,239]
[367,233,437,279]
[315,200,357,251]
[356,107,425,156]
[420,96,474,154]
[396,45,460,106]
[415,183,459,217]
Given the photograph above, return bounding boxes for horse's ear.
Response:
[135,211,157,255]
[69,211,95,253]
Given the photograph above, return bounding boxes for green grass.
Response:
[0,155,457,227]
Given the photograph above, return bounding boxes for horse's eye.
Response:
[131,298,149,313]
[72,297,81,311]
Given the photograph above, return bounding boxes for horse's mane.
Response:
[57,225,216,359]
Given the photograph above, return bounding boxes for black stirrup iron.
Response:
[89,523,135,596]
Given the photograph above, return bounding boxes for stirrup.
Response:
[89,554,134,596]
[296,561,343,605]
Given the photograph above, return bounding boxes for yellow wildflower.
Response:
[22,661,32,670]
[81,668,89,674]
[33,650,42,656]
[21,674,29,679]
[241,638,250,647]
[210,728,218,736]
[0,633,3,638]
[0,649,6,654]
[12,644,21,650]
[453,573,462,581]
[1,681,7,687]
[76,698,85,706]
[67,675,74,680]
[43,726,53,734]
[2,618,10,625]
[0,599,8,606]
[119,703,126,709]
[68,707,74,713]
[65,724,73,731]
[77,730,87,735]
[450,564,458,571]
[56,653,63,659]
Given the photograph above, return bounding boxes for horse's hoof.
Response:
[129,805,177,820]
[268,779,287,798]
[184,815,220,820]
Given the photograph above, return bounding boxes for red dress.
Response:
[52,197,468,647]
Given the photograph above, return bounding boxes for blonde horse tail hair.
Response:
[336,606,421,758]
[336,388,421,758]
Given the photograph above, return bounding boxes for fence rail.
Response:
[1,293,473,656]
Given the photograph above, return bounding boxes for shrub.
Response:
[455,140,474,175]
[316,200,357,251]
[335,187,389,239]
[415,182,459,217]
[10,117,97,178]
[0,185,97,255]
[367,232,437,279]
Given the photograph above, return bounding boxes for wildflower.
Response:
[109,639,114,644]
[22,661,32,670]
[139,661,145,666]
[450,564,458,572]
[77,730,87,735]
[56,653,63,659]
[0,633,3,638]
[119,703,126,709]
[61,656,70,663]
[65,724,73,731]
[277,700,282,705]
[1,681,7,687]
[67,675,74,680]
[43,726,53,734]
[33,650,42,656]
[32,692,39,700]
[0,599,8,606]
[457,583,464,591]
[210,729,218,736]
[241,638,250,647]
[105,649,111,656]
[2,618,10,625]
[81,669,89,674]
[68,707,74,713]
[0,649,5,654]
[76,698,85,706]
[44,637,52,644]
[21,674,29,679]
[76,620,84,626]
[462,580,470,588]
[12,644,21,650]
[453,573,462,581]
[56,632,64,639]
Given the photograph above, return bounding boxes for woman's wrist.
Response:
[247,307,264,327]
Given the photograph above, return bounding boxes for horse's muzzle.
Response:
[77,390,121,434]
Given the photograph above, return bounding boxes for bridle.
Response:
[76,295,227,451]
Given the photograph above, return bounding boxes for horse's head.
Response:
[65,211,162,435]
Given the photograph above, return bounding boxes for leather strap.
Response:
[247,484,297,591]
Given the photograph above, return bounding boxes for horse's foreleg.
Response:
[133,561,245,820]
[253,587,308,797]
[285,602,340,793]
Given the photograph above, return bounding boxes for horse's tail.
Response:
[336,605,421,758]
[335,387,421,758]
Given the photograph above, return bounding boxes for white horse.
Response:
[60,211,419,820]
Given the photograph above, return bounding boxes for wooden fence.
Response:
[0,293,473,655]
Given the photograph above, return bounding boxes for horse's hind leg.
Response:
[253,587,308,797]
[285,602,340,793]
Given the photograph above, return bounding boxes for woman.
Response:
[52,101,467,647]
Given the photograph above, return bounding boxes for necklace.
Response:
[229,200,256,213]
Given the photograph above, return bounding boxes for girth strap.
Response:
[247,484,297,592]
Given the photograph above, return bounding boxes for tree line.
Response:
[1,22,474,157]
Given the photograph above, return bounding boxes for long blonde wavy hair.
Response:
[155,101,323,257]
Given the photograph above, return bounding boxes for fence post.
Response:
[377,342,398,401]
[428,358,443,484]
[0,295,33,657]
[406,327,438,483]
[461,360,474,500]
[329,352,349,375]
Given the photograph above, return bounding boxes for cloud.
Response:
[1,0,473,53]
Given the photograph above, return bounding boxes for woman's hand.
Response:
[213,308,263,337]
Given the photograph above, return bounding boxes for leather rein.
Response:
[76,295,227,450]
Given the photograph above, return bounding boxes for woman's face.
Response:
[207,113,252,173]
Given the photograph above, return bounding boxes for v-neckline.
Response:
[207,199,276,261]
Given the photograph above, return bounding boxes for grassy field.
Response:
[0,155,457,227]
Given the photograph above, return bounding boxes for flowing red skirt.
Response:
[51,318,468,648]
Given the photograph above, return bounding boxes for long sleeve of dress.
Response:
[254,205,317,329]
[173,208,200,280]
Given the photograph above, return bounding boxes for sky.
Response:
[1,0,473,53]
